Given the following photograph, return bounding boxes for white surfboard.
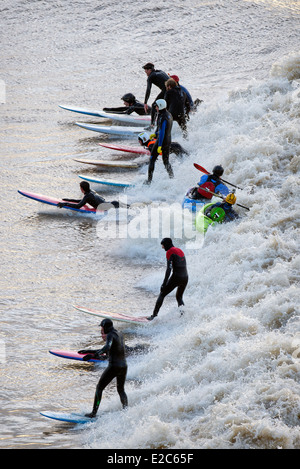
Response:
[73,305,150,325]
[78,174,134,188]
[75,122,148,136]
[59,104,151,125]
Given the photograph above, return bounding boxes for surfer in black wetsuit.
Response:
[143,63,169,126]
[164,78,190,137]
[78,318,128,418]
[57,181,129,210]
[144,99,174,184]
[138,131,188,157]
[148,238,188,320]
[103,93,151,116]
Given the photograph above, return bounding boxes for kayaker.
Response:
[148,238,188,320]
[78,319,128,418]
[189,165,229,200]
[204,192,239,223]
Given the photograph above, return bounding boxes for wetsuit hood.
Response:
[100,318,114,334]
[161,238,174,251]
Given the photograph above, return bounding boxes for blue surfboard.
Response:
[40,411,95,424]
[75,122,147,136]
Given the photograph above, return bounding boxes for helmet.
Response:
[225,193,237,205]
[155,99,167,110]
[170,74,179,83]
[138,131,151,144]
[161,237,173,251]
[100,318,113,334]
[212,165,224,177]
[122,93,135,104]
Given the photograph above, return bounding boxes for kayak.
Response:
[182,188,207,213]
[195,202,226,233]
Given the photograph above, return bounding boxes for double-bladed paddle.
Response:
[200,187,250,211]
[194,163,243,190]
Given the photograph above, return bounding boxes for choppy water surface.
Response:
[1,0,300,449]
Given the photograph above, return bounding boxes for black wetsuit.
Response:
[103,100,150,116]
[152,246,188,317]
[83,327,128,417]
[147,108,173,183]
[59,189,123,210]
[164,85,190,136]
[144,69,170,125]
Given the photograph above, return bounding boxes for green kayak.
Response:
[195,203,226,234]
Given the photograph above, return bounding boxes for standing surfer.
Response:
[79,318,128,418]
[143,62,169,126]
[148,238,189,320]
[144,99,174,184]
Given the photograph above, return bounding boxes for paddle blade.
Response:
[193,163,210,174]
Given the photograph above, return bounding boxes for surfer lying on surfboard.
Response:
[103,93,151,116]
[57,181,130,211]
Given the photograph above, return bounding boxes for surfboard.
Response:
[18,190,101,214]
[59,104,151,125]
[49,349,107,364]
[78,174,134,188]
[73,159,142,168]
[40,411,95,424]
[73,305,150,325]
[99,142,150,155]
[75,122,148,136]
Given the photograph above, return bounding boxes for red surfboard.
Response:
[18,190,101,214]
[49,349,107,364]
[99,142,150,155]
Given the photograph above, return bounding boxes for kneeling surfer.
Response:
[138,130,188,157]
